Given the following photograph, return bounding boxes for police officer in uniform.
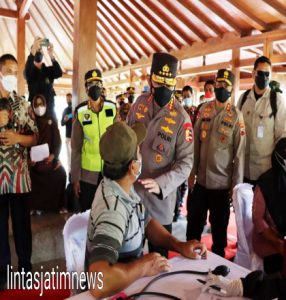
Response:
[187,69,246,257]
[127,52,193,257]
[71,69,116,212]
[237,56,286,186]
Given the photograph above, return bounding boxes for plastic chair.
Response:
[232,183,263,270]
[63,210,90,294]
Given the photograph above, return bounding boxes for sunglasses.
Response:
[256,70,270,77]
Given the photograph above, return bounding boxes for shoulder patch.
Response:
[183,122,193,143]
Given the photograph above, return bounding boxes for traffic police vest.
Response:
[77,101,116,172]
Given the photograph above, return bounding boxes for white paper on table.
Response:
[30,143,49,162]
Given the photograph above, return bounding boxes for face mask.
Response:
[153,86,173,107]
[255,75,269,90]
[2,75,17,93]
[34,106,46,117]
[88,86,102,101]
[205,90,214,99]
[134,160,142,180]
[183,98,192,107]
[215,87,231,103]
[68,102,72,107]
[34,51,43,63]
[128,95,134,104]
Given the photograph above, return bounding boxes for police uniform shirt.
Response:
[237,87,286,181]
[192,100,246,190]
[127,93,193,225]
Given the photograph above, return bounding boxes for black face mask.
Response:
[88,86,102,101]
[34,51,43,63]
[128,95,134,104]
[255,75,269,90]
[153,86,173,107]
[214,87,231,103]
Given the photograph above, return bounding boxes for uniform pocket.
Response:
[217,124,232,145]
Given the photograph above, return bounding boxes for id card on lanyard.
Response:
[257,124,264,139]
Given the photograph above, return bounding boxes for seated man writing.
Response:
[85,122,207,298]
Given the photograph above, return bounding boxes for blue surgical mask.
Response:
[184,98,192,107]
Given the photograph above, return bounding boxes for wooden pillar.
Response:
[231,48,240,105]
[263,39,273,59]
[17,6,26,96]
[73,0,98,106]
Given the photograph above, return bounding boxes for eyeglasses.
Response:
[256,70,270,77]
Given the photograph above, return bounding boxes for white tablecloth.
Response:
[68,252,250,300]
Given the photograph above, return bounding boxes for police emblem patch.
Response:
[84,113,91,121]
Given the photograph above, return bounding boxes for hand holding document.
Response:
[30,143,49,162]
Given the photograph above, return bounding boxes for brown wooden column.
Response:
[16,1,26,96]
[232,48,240,105]
[73,0,98,106]
[263,38,273,58]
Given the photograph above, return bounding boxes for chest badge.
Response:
[161,125,173,135]
[84,113,91,121]
[155,154,163,163]
[164,117,176,125]
[136,112,145,120]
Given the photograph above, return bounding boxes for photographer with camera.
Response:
[24,37,62,119]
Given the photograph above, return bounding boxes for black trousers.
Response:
[0,193,32,277]
[79,180,100,212]
[186,183,230,257]
[264,254,283,275]
[148,224,172,258]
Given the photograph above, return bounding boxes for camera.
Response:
[40,38,49,47]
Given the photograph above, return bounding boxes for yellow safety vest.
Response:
[77,102,116,172]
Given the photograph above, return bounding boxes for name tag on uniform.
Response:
[257,125,264,138]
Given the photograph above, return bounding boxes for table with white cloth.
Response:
[68,251,250,300]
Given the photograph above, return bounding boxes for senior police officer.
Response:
[237,56,286,186]
[127,52,193,257]
[71,69,116,212]
[187,69,246,257]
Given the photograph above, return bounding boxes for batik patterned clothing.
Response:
[0,94,38,194]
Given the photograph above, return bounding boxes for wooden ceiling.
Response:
[0,0,286,91]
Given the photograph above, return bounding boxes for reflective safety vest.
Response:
[77,102,116,172]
